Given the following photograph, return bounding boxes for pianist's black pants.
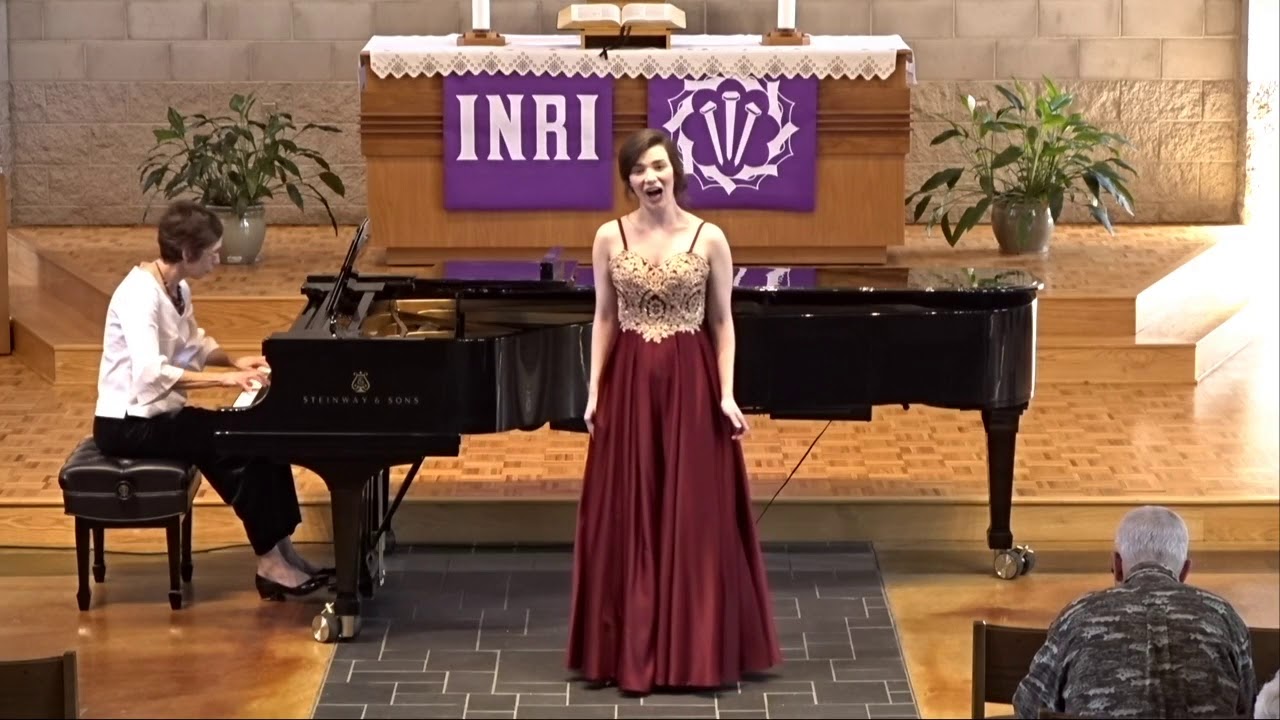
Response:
[93,408,302,557]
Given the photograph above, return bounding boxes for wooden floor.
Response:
[1,542,1274,719]
[1,222,1277,718]
[1,222,1276,553]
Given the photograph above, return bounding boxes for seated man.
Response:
[1013,505,1256,718]
[92,199,327,600]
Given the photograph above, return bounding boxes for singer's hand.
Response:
[720,397,748,439]
[584,394,597,436]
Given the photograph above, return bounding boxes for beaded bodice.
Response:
[608,221,710,343]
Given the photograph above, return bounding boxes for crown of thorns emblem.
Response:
[661,77,800,195]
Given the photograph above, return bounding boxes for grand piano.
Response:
[214,221,1043,642]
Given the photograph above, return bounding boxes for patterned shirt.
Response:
[1013,562,1256,719]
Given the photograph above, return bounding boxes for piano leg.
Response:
[307,460,386,643]
[361,468,392,597]
[982,405,1035,580]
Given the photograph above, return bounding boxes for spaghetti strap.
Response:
[617,218,629,249]
[688,221,706,252]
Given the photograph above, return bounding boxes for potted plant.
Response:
[138,93,347,264]
[905,77,1138,254]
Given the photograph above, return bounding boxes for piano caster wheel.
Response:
[994,546,1035,580]
[312,602,361,643]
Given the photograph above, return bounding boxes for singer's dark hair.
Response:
[617,128,688,200]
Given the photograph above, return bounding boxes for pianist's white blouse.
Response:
[94,266,221,419]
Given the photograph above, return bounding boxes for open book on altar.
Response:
[556,2,687,31]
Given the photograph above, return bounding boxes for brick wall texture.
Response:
[3,0,1245,226]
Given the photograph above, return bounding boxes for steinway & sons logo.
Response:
[352,371,371,393]
[301,370,421,407]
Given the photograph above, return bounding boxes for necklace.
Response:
[150,262,185,315]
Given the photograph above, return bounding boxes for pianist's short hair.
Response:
[157,200,224,264]
[618,128,687,200]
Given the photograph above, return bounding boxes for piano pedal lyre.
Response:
[993,545,1035,580]
[312,602,361,643]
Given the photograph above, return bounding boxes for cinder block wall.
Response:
[5,0,1242,226]
[1,0,10,176]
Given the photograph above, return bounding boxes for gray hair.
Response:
[1114,505,1190,575]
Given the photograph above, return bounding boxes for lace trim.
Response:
[363,34,915,83]
[610,250,709,344]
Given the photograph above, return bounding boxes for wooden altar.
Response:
[358,35,914,266]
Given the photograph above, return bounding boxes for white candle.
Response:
[473,0,490,30]
[777,0,796,29]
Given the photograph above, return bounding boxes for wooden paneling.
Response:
[359,55,914,265]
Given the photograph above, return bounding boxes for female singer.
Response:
[566,129,782,695]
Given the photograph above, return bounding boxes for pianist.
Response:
[90,200,327,600]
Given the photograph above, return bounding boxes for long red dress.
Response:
[566,219,782,695]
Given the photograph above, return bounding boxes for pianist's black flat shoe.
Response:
[255,573,326,601]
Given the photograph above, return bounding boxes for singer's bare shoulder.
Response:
[592,219,624,262]
[594,219,623,244]
[593,217,624,253]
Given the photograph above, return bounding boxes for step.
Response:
[1133,229,1255,335]
[10,285,261,385]
[1037,297,1255,384]
[10,285,105,384]
[3,493,1276,552]
[12,232,302,346]
[18,241,111,329]
[1034,228,1251,340]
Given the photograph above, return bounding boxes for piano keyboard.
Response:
[234,380,263,408]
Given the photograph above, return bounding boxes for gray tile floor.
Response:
[312,542,918,719]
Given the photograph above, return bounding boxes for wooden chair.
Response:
[0,650,79,719]
[971,620,1049,719]
[1252,626,1280,684]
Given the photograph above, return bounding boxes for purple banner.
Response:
[443,73,614,210]
[646,76,818,211]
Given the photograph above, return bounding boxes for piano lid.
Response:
[439,260,1043,294]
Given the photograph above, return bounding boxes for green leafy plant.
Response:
[139,93,347,232]
[905,76,1138,246]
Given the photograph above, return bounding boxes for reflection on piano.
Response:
[213,221,1043,642]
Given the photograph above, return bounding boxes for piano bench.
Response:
[57,437,201,612]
